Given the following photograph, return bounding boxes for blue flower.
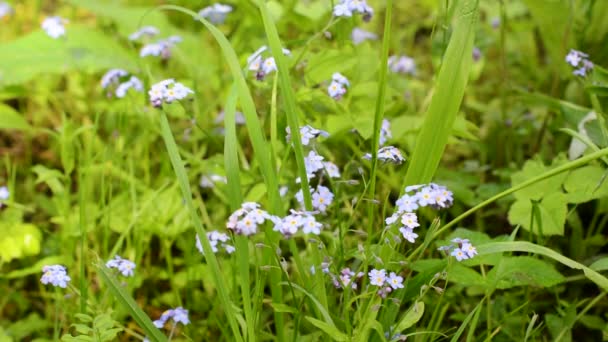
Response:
[106,256,136,277]
[41,265,71,288]
[153,307,190,328]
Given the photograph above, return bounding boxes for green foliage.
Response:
[61,312,123,342]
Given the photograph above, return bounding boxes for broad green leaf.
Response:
[563,166,608,203]
[0,104,30,130]
[511,158,568,201]
[0,26,137,86]
[447,263,485,287]
[394,301,425,333]
[305,317,349,342]
[486,256,565,289]
[304,49,359,85]
[404,0,479,185]
[477,241,608,291]
[589,258,608,272]
[508,192,567,236]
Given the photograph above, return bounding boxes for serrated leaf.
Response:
[486,256,565,289]
[563,166,608,203]
[508,192,567,236]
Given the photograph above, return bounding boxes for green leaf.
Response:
[447,264,485,287]
[0,26,137,86]
[477,241,608,291]
[589,258,608,272]
[0,223,42,262]
[305,317,349,342]
[394,301,425,333]
[270,303,297,314]
[304,49,358,85]
[486,256,565,289]
[404,0,479,185]
[508,192,567,236]
[563,166,608,203]
[0,104,30,130]
[511,158,568,201]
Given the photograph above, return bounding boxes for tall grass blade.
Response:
[97,264,168,342]
[404,0,479,185]
[449,301,482,342]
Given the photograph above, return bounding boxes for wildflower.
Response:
[196,231,235,255]
[226,202,272,236]
[388,55,416,75]
[351,28,377,45]
[128,26,159,41]
[272,210,322,237]
[148,79,193,107]
[379,119,392,146]
[0,186,9,207]
[368,268,387,286]
[333,3,352,17]
[199,174,227,188]
[328,72,350,100]
[41,16,67,39]
[153,307,190,328]
[286,125,329,146]
[404,184,424,193]
[40,265,71,288]
[565,49,593,77]
[0,2,13,19]
[140,36,182,59]
[439,238,477,261]
[399,227,418,243]
[215,110,246,125]
[311,185,334,212]
[472,47,482,62]
[364,146,406,164]
[323,161,341,178]
[400,212,419,229]
[279,186,289,197]
[198,3,233,24]
[101,69,129,89]
[106,256,136,277]
[247,45,291,80]
[333,0,373,21]
[115,76,143,98]
[304,150,325,177]
[395,194,418,212]
[416,186,436,207]
[387,272,404,289]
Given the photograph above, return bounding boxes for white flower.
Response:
[286,125,329,146]
[248,55,263,72]
[379,119,392,146]
[301,215,322,235]
[0,186,9,201]
[351,28,377,45]
[323,161,341,178]
[371,146,406,164]
[41,265,71,288]
[128,26,160,41]
[41,17,67,39]
[566,50,593,77]
[328,81,346,99]
[312,185,334,212]
[400,212,419,229]
[106,256,136,277]
[115,76,144,98]
[416,186,436,207]
[0,2,13,19]
[101,69,128,88]
[387,272,404,289]
[140,36,182,59]
[451,248,467,261]
[395,194,418,212]
[462,242,478,258]
[262,57,277,74]
[399,227,418,243]
[368,269,387,287]
[247,45,291,80]
[196,231,234,255]
[304,150,325,176]
[227,202,272,236]
[388,55,416,75]
[333,3,352,17]
[148,79,193,107]
[199,3,233,24]
[332,72,350,87]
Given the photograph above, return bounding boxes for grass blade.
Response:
[97,264,168,342]
[404,0,479,185]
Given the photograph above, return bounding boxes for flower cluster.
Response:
[226,202,272,236]
[270,210,323,237]
[0,2,12,19]
[364,146,406,164]
[333,0,374,21]
[196,231,235,255]
[128,26,159,41]
[296,185,334,213]
[139,36,182,59]
[0,185,8,208]
[386,184,454,244]
[148,79,194,107]
[565,49,594,77]
[41,16,67,39]
[330,268,365,290]
[351,28,377,45]
[106,256,136,277]
[40,265,71,288]
[247,45,291,81]
[286,125,329,146]
[153,307,190,328]
[300,150,340,182]
[368,269,404,298]
[328,72,350,100]
[388,55,416,75]
[379,119,392,146]
[199,174,227,189]
[100,69,143,98]
[198,3,233,24]
[439,238,478,261]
